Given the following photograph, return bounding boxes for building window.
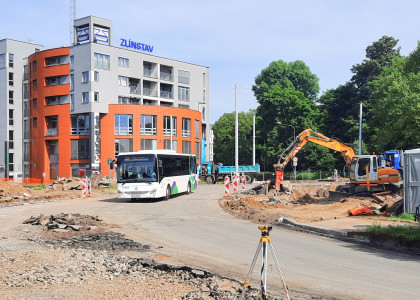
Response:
[9,153,14,172]
[94,71,99,82]
[33,98,38,109]
[115,114,133,135]
[9,91,14,104]
[164,139,177,151]
[82,71,89,83]
[33,79,37,90]
[115,139,133,156]
[33,60,37,71]
[24,120,29,139]
[71,139,90,160]
[9,72,13,86]
[46,116,59,136]
[8,53,13,67]
[9,131,14,149]
[24,142,29,162]
[24,65,29,80]
[94,92,99,102]
[23,102,29,117]
[182,141,191,154]
[118,57,129,67]
[23,84,28,99]
[94,52,110,70]
[71,163,90,177]
[9,109,13,125]
[46,76,66,86]
[70,74,74,91]
[33,117,38,128]
[45,56,64,66]
[195,120,200,138]
[118,75,129,86]
[163,116,177,136]
[0,54,5,68]
[141,115,157,136]
[71,114,90,135]
[70,95,74,111]
[178,86,190,101]
[178,70,190,84]
[182,118,191,137]
[179,104,189,109]
[82,92,89,103]
[195,142,200,159]
[141,139,157,150]
[70,55,74,70]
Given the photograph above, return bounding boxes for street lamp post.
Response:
[277,122,296,141]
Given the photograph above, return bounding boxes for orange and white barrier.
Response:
[81,177,93,198]
[224,176,230,195]
[233,173,238,192]
[241,173,246,190]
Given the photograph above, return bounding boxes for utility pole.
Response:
[70,0,76,45]
[359,102,362,155]
[170,115,173,151]
[235,84,239,173]
[253,114,255,166]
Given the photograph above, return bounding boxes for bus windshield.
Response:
[116,154,157,183]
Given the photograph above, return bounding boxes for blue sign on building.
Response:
[201,138,206,164]
[120,38,154,53]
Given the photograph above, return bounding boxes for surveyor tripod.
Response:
[239,225,290,300]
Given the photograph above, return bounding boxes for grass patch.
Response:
[29,184,46,190]
[101,185,117,190]
[366,224,420,241]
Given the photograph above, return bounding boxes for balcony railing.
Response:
[46,128,58,136]
[71,128,90,135]
[143,69,158,78]
[140,128,157,136]
[163,128,177,137]
[160,72,173,81]
[24,153,29,161]
[182,130,190,138]
[160,91,173,99]
[143,88,158,97]
[130,85,140,94]
[24,131,29,139]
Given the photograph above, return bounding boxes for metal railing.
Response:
[143,88,158,97]
[163,128,177,136]
[160,72,173,81]
[46,128,58,136]
[143,69,158,78]
[160,90,173,99]
[71,128,90,135]
[140,128,157,136]
[182,129,190,138]
[130,85,140,94]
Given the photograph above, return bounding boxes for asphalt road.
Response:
[0,184,419,299]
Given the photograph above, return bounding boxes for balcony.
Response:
[130,85,140,94]
[71,128,89,135]
[143,87,158,97]
[163,128,176,137]
[143,69,158,79]
[160,72,173,81]
[46,128,58,136]
[160,90,173,99]
[182,130,191,138]
[24,153,29,162]
[140,128,157,136]
[24,131,29,139]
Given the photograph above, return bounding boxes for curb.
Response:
[276,217,348,238]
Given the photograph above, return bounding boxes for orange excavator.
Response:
[273,129,400,194]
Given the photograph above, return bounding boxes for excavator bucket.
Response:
[328,190,349,201]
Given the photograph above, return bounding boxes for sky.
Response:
[2,0,420,124]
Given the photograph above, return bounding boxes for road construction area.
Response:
[0,179,419,299]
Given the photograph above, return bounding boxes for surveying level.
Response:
[239,225,290,300]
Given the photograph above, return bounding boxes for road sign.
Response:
[292,157,298,162]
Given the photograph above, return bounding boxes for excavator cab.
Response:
[349,156,379,182]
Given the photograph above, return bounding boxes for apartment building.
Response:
[26,16,210,181]
[0,39,43,179]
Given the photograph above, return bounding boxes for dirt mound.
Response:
[0,180,32,197]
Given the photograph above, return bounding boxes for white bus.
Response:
[116,150,198,200]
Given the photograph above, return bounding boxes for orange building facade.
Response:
[28,41,208,181]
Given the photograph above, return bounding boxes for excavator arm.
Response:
[275,128,355,171]
[273,129,356,191]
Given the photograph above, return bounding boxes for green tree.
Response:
[252,60,320,102]
[212,111,255,165]
[319,36,401,152]
[370,44,420,150]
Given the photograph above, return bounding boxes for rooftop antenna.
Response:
[70,0,76,45]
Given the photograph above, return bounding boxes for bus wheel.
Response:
[165,185,171,200]
[245,175,253,184]
[205,176,214,184]
[187,183,191,194]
